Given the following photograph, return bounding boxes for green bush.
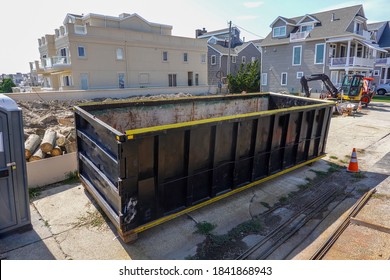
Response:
[0,78,16,93]
[227,60,260,93]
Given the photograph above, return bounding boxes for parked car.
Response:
[376,82,390,95]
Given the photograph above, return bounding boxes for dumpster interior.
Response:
[82,94,322,133]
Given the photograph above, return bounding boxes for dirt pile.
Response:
[17,99,86,161]
[17,93,194,161]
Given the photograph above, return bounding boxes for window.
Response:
[78,46,86,57]
[261,73,268,86]
[211,55,216,65]
[340,45,347,57]
[373,70,380,76]
[62,75,72,86]
[183,53,188,62]
[296,72,304,79]
[315,43,325,64]
[354,21,362,34]
[231,56,236,63]
[116,48,124,60]
[162,51,168,62]
[242,56,246,64]
[201,54,206,63]
[329,44,336,58]
[301,24,313,32]
[195,74,199,86]
[251,57,256,63]
[292,46,302,66]
[357,45,363,57]
[118,73,125,88]
[273,26,286,37]
[168,74,177,87]
[281,72,288,86]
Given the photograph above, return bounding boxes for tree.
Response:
[227,60,260,94]
[0,78,16,93]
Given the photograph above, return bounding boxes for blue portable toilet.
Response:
[0,94,31,235]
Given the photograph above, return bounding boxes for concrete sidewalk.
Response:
[0,159,332,260]
[1,157,389,260]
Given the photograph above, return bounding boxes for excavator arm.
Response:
[300,74,339,98]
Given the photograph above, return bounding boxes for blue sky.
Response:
[1,0,388,74]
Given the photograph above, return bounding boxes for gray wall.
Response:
[262,40,328,93]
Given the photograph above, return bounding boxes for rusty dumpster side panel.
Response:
[74,93,334,239]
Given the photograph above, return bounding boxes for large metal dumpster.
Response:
[74,93,334,242]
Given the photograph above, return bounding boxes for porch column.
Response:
[346,40,351,66]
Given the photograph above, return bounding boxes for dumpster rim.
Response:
[125,102,335,140]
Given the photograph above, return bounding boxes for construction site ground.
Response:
[1,99,390,260]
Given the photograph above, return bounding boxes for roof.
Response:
[198,27,240,39]
[261,5,364,46]
[208,44,237,56]
[367,21,387,31]
[63,12,172,29]
[234,42,262,54]
[378,22,390,49]
[269,16,296,27]
[208,41,262,56]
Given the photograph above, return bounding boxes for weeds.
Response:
[352,172,366,179]
[75,210,107,230]
[279,196,288,204]
[228,220,262,239]
[29,188,41,199]
[260,201,270,209]
[328,162,342,173]
[194,221,216,235]
[309,169,328,177]
[63,171,79,184]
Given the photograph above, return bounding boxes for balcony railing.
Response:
[290,31,310,42]
[329,56,375,68]
[74,25,87,35]
[41,56,71,73]
[375,57,390,66]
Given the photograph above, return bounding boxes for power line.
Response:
[232,23,265,39]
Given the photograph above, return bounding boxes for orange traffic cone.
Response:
[347,148,359,173]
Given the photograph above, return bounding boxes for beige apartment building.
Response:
[30,13,208,91]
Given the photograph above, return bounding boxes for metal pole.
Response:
[227,21,232,77]
[227,21,232,94]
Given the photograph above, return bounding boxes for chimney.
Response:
[331,13,339,21]
[195,27,207,38]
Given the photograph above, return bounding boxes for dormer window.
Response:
[354,21,362,35]
[300,24,313,32]
[273,26,286,37]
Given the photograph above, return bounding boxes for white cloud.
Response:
[243,2,264,8]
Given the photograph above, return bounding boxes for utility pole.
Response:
[227,21,232,94]
[227,21,232,77]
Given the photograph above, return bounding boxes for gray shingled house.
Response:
[196,27,261,86]
[259,5,388,94]
[368,21,390,85]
